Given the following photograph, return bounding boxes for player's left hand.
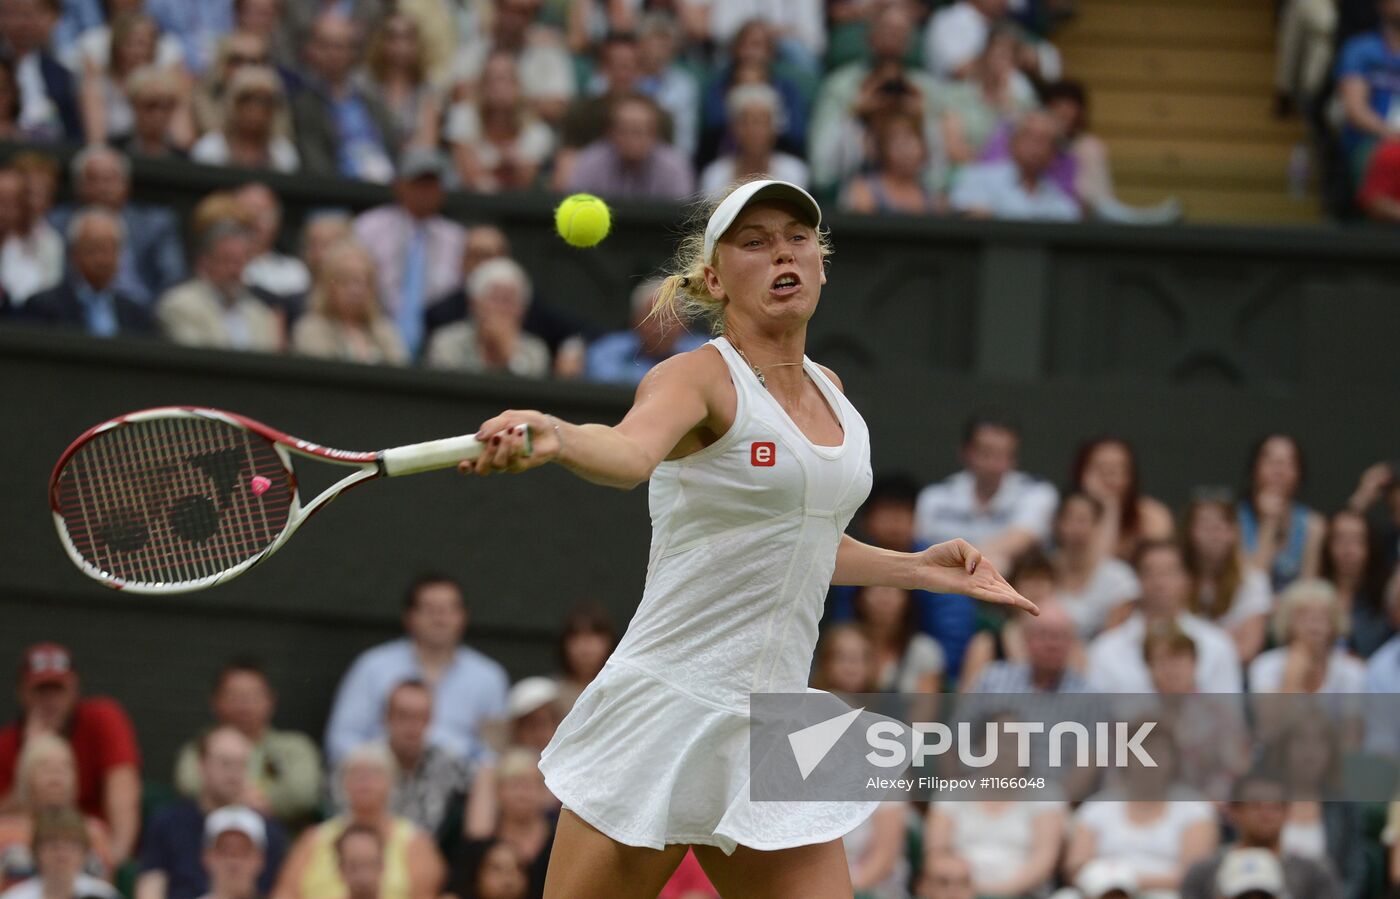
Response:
[916,539,1038,615]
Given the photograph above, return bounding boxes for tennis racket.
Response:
[49,406,528,594]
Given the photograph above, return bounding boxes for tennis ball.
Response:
[555,194,611,248]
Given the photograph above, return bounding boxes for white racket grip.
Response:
[378,426,532,477]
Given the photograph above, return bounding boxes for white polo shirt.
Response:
[914,469,1059,548]
[1086,612,1244,693]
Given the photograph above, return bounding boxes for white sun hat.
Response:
[702,179,822,263]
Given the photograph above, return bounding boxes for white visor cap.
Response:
[702,179,822,263]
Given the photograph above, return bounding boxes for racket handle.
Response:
[378,426,533,477]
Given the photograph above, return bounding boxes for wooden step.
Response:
[1073,0,1269,9]
[1089,90,1306,142]
[1104,135,1299,169]
[1057,4,1273,50]
[1063,46,1276,92]
[1115,185,1321,223]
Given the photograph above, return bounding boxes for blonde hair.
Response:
[308,238,384,324]
[338,741,398,785]
[15,734,76,808]
[649,177,832,336]
[1272,578,1348,644]
[495,747,542,783]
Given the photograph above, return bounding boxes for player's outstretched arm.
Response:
[462,350,714,489]
[832,534,1039,615]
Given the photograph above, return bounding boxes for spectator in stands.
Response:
[699,84,809,198]
[448,0,574,126]
[924,0,1060,82]
[556,33,670,167]
[78,11,189,146]
[950,109,1082,221]
[1365,571,1400,698]
[155,221,282,351]
[926,758,1066,897]
[554,602,616,713]
[0,644,139,865]
[849,585,944,692]
[965,599,1090,693]
[0,735,111,887]
[1182,497,1273,666]
[117,66,187,159]
[1355,136,1400,219]
[232,0,281,63]
[291,12,398,183]
[173,658,323,829]
[1249,579,1367,693]
[330,680,469,838]
[352,147,465,359]
[358,12,440,151]
[914,852,975,899]
[445,49,553,194]
[808,0,942,194]
[842,801,909,898]
[939,26,1037,171]
[192,30,278,137]
[958,550,1061,688]
[456,840,529,899]
[1347,460,1400,568]
[1063,729,1218,894]
[144,0,232,74]
[278,0,382,72]
[842,110,942,214]
[637,13,699,159]
[1087,540,1243,692]
[287,209,351,314]
[235,183,308,308]
[0,0,83,142]
[914,411,1058,571]
[191,66,298,172]
[11,152,57,240]
[565,93,694,200]
[1070,437,1174,561]
[199,806,268,899]
[62,0,184,73]
[137,727,287,899]
[462,678,562,841]
[1179,771,1343,899]
[0,166,58,305]
[273,743,443,899]
[331,824,382,899]
[1238,434,1325,591]
[447,749,552,897]
[52,145,185,305]
[291,238,406,364]
[584,277,706,385]
[0,808,117,899]
[19,207,151,335]
[707,0,826,75]
[1321,509,1393,655]
[700,20,808,162]
[324,574,509,768]
[1263,718,1366,893]
[811,623,878,693]
[1335,0,1400,180]
[424,256,550,377]
[1049,492,1141,639]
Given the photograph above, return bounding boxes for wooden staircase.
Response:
[1055,0,1322,224]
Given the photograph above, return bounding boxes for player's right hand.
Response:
[461,409,562,476]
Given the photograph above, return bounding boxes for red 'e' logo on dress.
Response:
[751,442,776,467]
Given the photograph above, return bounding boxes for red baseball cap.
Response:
[20,643,76,689]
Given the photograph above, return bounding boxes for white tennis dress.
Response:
[539,336,877,854]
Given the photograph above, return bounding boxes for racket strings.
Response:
[54,416,294,586]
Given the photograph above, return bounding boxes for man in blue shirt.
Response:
[1336,0,1400,176]
[19,207,153,336]
[585,277,706,386]
[323,573,509,767]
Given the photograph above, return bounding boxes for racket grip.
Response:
[378,426,533,477]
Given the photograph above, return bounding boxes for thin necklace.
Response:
[730,341,802,388]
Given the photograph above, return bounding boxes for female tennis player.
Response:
[462,179,1038,898]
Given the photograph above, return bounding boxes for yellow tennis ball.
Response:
[554,194,611,248]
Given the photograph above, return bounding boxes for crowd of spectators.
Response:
[5,414,1400,899]
[0,0,1173,225]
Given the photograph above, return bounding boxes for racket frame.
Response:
[49,406,497,594]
